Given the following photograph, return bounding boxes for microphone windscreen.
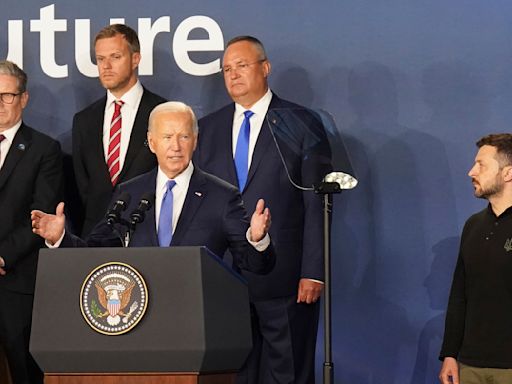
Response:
[117,191,132,208]
[139,192,155,208]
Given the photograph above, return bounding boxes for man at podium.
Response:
[31,101,274,275]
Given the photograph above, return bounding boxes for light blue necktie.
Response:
[158,180,176,247]
[234,110,254,190]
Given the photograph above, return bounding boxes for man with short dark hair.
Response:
[0,60,63,384]
[439,133,512,384]
[73,24,166,236]
[194,36,326,384]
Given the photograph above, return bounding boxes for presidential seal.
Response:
[80,262,148,335]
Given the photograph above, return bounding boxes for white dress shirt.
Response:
[232,88,273,165]
[0,120,21,169]
[154,162,194,234]
[102,81,144,170]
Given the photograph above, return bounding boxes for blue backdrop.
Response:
[2,1,510,382]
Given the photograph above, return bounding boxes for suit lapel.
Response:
[171,168,207,246]
[0,123,32,191]
[119,89,150,182]
[90,97,112,182]
[219,104,239,187]
[244,95,280,191]
[245,115,272,191]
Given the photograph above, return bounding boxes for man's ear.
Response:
[20,91,29,109]
[132,52,141,70]
[263,60,271,78]
[147,132,155,154]
[503,166,512,182]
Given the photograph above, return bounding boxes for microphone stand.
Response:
[126,200,153,247]
[315,181,342,384]
[267,109,357,384]
[124,192,154,248]
[124,226,131,247]
[108,218,130,247]
[124,219,138,248]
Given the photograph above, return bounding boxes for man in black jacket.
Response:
[73,24,165,236]
[0,60,63,384]
[439,133,512,384]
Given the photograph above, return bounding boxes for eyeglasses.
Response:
[0,92,21,104]
[222,59,266,75]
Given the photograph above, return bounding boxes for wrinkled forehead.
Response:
[152,111,195,133]
[0,74,20,92]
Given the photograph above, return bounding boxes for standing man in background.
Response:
[439,133,512,384]
[73,24,166,236]
[0,60,63,384]
[194,36,326,384]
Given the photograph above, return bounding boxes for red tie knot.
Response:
[114,100,124,113]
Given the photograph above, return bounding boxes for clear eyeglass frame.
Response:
[222,59,266,75]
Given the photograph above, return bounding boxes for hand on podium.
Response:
[249,199,271,242]
[31,202,66,245]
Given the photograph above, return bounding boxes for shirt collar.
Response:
[486,203,512,219]
[0,120,22,143]
[106,80,143,108]
[156,161,194,192]
[234,88,273,119]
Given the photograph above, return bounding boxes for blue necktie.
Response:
[158,180,176,247]
[234,110,254,190]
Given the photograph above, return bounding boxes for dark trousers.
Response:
[237,295,320,384]
[0,289,43,384]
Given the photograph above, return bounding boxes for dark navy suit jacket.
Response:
[194,94,330,300]
[0,123,63,294]
[62,167,274,275]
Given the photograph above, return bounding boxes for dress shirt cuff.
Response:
[305,278,324,284]
[246,228,270,251]
[46,230,65,248]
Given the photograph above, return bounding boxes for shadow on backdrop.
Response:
[309,61,460,383]
[410,236,459,384]
[421,60,491,215]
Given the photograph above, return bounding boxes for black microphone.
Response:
[106,191,131,226]
[130,192,155,227]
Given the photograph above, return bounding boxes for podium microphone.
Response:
[106,191,131,226]
[130,192,155,227]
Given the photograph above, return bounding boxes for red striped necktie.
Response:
[107,100,124,185]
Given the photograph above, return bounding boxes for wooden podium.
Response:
[30,247,250,384]
[43,372,235,384]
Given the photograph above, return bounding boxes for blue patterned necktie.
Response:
[234,110,254,190]
[158,180,176,247]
